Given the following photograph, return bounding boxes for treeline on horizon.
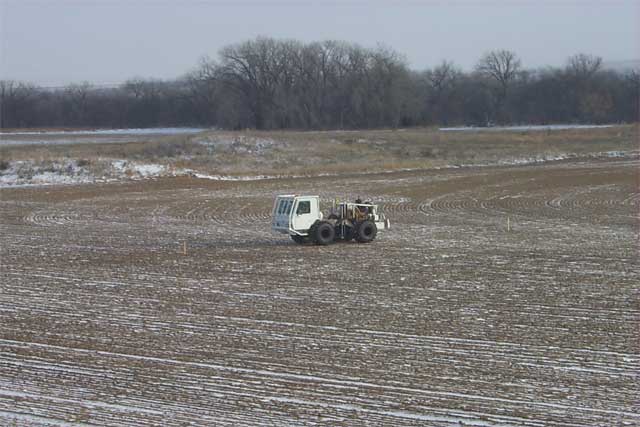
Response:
[1,37,638,130]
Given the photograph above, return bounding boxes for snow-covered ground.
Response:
[0,160,94,187]
[0,128,206,146]
[0,159,284,187]
[1,158,637,426]
[0,159,174,187]
[194,134,280,156]
[0,127,205,136]
[439,124,614,132]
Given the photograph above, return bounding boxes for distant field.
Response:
[0,125,637,187]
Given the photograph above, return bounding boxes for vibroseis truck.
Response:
[271,195,390,245]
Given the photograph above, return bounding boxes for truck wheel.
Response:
[314,221,335,245]
[355,220,377,243]
[336,223,355,241]
[290,235,309,244]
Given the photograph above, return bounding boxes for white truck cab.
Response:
[271,195,323,236]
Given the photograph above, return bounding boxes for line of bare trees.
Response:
[1,38,638,130]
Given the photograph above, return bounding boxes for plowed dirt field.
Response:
[1,157,638,426]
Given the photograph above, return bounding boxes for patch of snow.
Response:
[0,411,81,427]
[195,135,278,155]
[192,173,277,181]
[444,150,638,169]
[0,159,173,187]
[603,151,626,157]
[133,163,165,177]
[0,128,207,146]
[29,171,93,185]
[4,337,637,419]
[110,159,127,172]
[265,396,512,426]
[0,160,93,187]
[440,124,614,132]
[0,127,205,136]
[110,160,167,177]
[0,389,162,415]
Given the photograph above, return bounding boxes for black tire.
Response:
[336,222,355,241]
[290,235,309,244]
[314,221,335,245]
[355,220,377,243]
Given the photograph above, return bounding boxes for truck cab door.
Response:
[272,197,294,232]
[292,197,318,232]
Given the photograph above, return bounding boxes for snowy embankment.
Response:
[0,159,277,188]
[0,160,172,187]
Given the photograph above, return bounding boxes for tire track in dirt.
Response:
[1,158,638,426]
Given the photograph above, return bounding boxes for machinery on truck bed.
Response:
[271,195,390,245]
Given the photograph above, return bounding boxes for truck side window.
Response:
[285,200,293,214]
[296,201,310,215]
[278,200,285,214]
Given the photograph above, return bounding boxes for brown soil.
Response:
[0,157,638,425]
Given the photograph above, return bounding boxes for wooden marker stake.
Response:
[183,241,187,255]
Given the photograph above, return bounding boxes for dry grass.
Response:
[1,125,636,177]
[0,134,200,162]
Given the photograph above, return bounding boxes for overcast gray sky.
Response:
[1,0,638,87]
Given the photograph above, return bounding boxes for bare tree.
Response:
[219,37,284,129]
[272,39,304,128]
[121,79,166,126]
[476,50,522,122]
[64,82,93,125]
[563,54,605,121]
[366,45,410,127]
[566,53,602,80]
[424,61,461,125]
[323,41,354,128]
[627,69,640,122]
[476,50,521,97]
[186,57,221,124]
[0,80,37,128]
[427,61,458,94]
[292,42,330,128]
